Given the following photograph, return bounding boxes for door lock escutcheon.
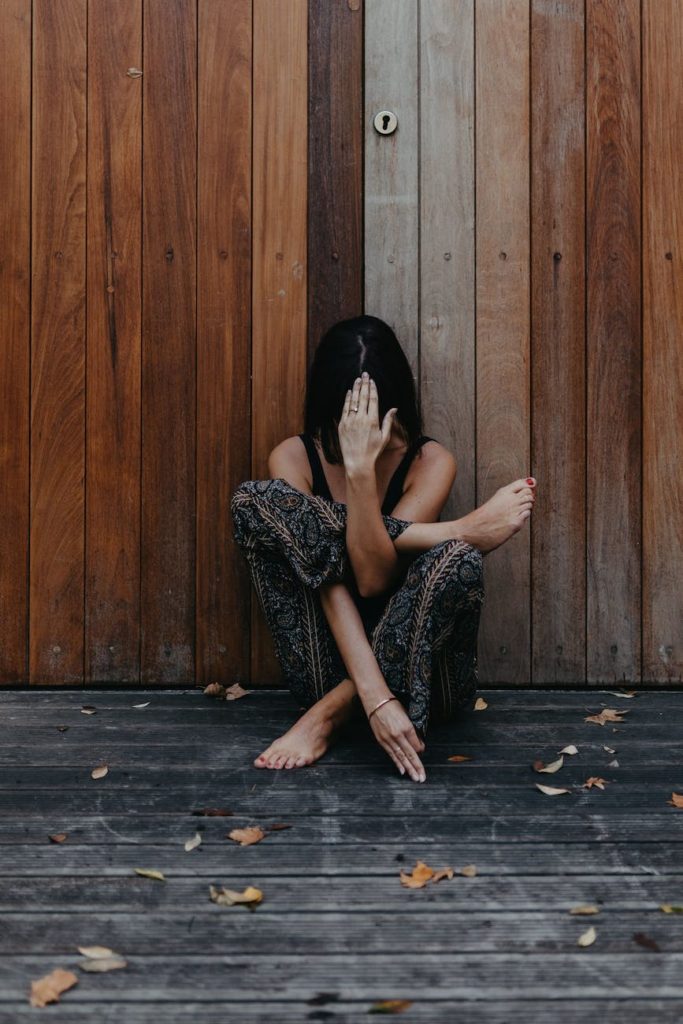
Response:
[373,110,398,135]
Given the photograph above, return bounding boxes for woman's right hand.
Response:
[368,697,426,782]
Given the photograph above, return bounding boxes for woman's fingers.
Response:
[368,378,379,423]
[342,388,352,420]
[351,376,362,410]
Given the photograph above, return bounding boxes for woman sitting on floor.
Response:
[230,315,536,783]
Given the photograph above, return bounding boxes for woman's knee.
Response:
[413,537,484,599]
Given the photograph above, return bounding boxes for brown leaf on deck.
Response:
[79,957,127,973]
[368,998,414,1013]
[533,756,564,774]
[225,682,252,700]
[447,754,473,763]
[203,682,226,699]
[266,822,293,831]
[577,925,597,947]
[584,708,629,726]
[473,697,488,710]
[569,904,600,915]
[29,968,78,1007]
[535,783,570,796]
[633,932,661,952]
[90,764,108,780]
[133,868,165,881]
[667,792,683,808]
[581,777,609,790]
[48,833,68,844]
[80,706,97,715]
[228,826,266,846]
[209,884,263,908]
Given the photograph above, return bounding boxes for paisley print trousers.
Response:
[230,477,485,738]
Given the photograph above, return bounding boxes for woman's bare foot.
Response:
[253,677,364,770]
[456,477,537,554]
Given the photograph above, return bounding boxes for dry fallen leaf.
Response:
[582,776,609,790]
[535,783,570,796]
[266,822,293,831]
[460,864,477,877]
[584,708,629,726]
[77,946,116,959]
[79,957,127,973]
[90,764,108,780]
[81,706,97,715]
[431,867,454,883]
[126,67,143,78]
[473,697,488,711]
[192,807,234,817]
[559,744,578,755]
[133,868,165,881]
[48,833,67,844]
[607,690,637,698]
[533,756,564,774]
[577,925,597,947]
[225,682,251,700]
[633,932,660,952]
[447,754,473,763]
[184,832,202,852]
[603,745,616,753]
[228,826,266,846]
[29,968,78,1007]
[569,904,600,915]
[607,759,619,767]
[368,999,414,1014]
[203,682,226,699]
[399,860,435,888]
[660,904,683,913]
[56,725,69,733]
[209,884,263,908]
[132,701,150,709]
[667,793,683,808]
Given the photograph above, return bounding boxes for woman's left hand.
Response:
[338,373,397,474]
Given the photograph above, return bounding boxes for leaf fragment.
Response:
[203,682,226,699]
[225,682,251,700]
[266,822,293,831]
[90,764,108,779]
[559,744,578,755]
[126,67,143,78]
[184,832,202,852]
[209,883,263,907]
[132,701,150,708]
[79,956,127,972]
[473,697,488,711]
[569,904,600,915]
[81,705,97,715]
[535,783,570,796]
[228,826,266,846]
[581,776,609,790]
[368,998,414,1014]
[607,759,619,767]
[48,833,68,844]
[633,931,660,952]
[584,708,629,726]
[533,755,564,774]
[667,792,683,808]
[29,968,78,1007]
[133,868,165,881]
[603,745,616,753]
[577,925,597,947]
[77,945,117,959]
[399,860,435,888]
[447,754,473,763]
[660,904,683,913]
[606,690,637,698]
[460,864,477,877]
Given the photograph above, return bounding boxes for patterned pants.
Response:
[230,477,485,737]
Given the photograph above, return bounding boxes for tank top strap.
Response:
[299,433,333,501]
[382,434,435,514]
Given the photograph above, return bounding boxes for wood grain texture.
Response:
[86,0,142,683]
[141,0,196,683]
[642,0,683,682]
[475,0,531,684]
[251,0,308,684]
[30,0,87,684]
[197,0,252,686]
[364,0,419,380]
[307,0,363,363]
[0,0,30,683]
[530,0,586,683]
[586,0,642,684]
[420,0,475,522]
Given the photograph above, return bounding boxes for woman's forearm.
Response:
[318,580,393,713]
[344,466,404,598]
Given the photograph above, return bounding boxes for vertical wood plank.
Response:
[197,0,252,685]
[420,0,475,522]
[475,0,530,685]
[530,0,586,683]
[586,0,641,683]
[307,0,363,364]
[251,0,308,684]
[30,0,87,684]
[141,0,196,683]
[0,0,31,683]
[364,0,419,381]
[86,0,142,683]
[642,0,683,683]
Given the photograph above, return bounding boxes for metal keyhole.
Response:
[373,110,398,135]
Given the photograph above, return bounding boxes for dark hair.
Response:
[304,315,423,464]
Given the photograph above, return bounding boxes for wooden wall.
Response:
[0,0,679,688]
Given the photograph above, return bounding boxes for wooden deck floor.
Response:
[1,686,683,1022]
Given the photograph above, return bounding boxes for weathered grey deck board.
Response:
[1,686,682,1019]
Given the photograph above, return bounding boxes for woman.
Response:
[230,315,536,783]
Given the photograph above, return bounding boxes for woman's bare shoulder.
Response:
[267,435,312,490]
[412,439,457,472]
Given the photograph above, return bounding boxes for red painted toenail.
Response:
[526,478,534,485]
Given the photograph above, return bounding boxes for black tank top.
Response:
[298,432,434,515]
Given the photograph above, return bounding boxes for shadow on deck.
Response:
[1,685,683,1022]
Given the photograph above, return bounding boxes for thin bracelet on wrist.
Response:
[367,695,398,721]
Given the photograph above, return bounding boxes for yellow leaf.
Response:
[473,697,488,711]
[368,998,414,1014]
[569,904,600,915]
[90,764,108,780]
[29,968,78,1008]
[535,783,570,796]
[660,904,683,913]
[577,925,597,946]
[209,884,263,906]
[184,832,202,852]
[134,868,165,881]
[228,826,266,846]
[399,860,434,888]
[559,744,578,755]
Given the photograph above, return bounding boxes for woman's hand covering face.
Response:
[337,372,398,472]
